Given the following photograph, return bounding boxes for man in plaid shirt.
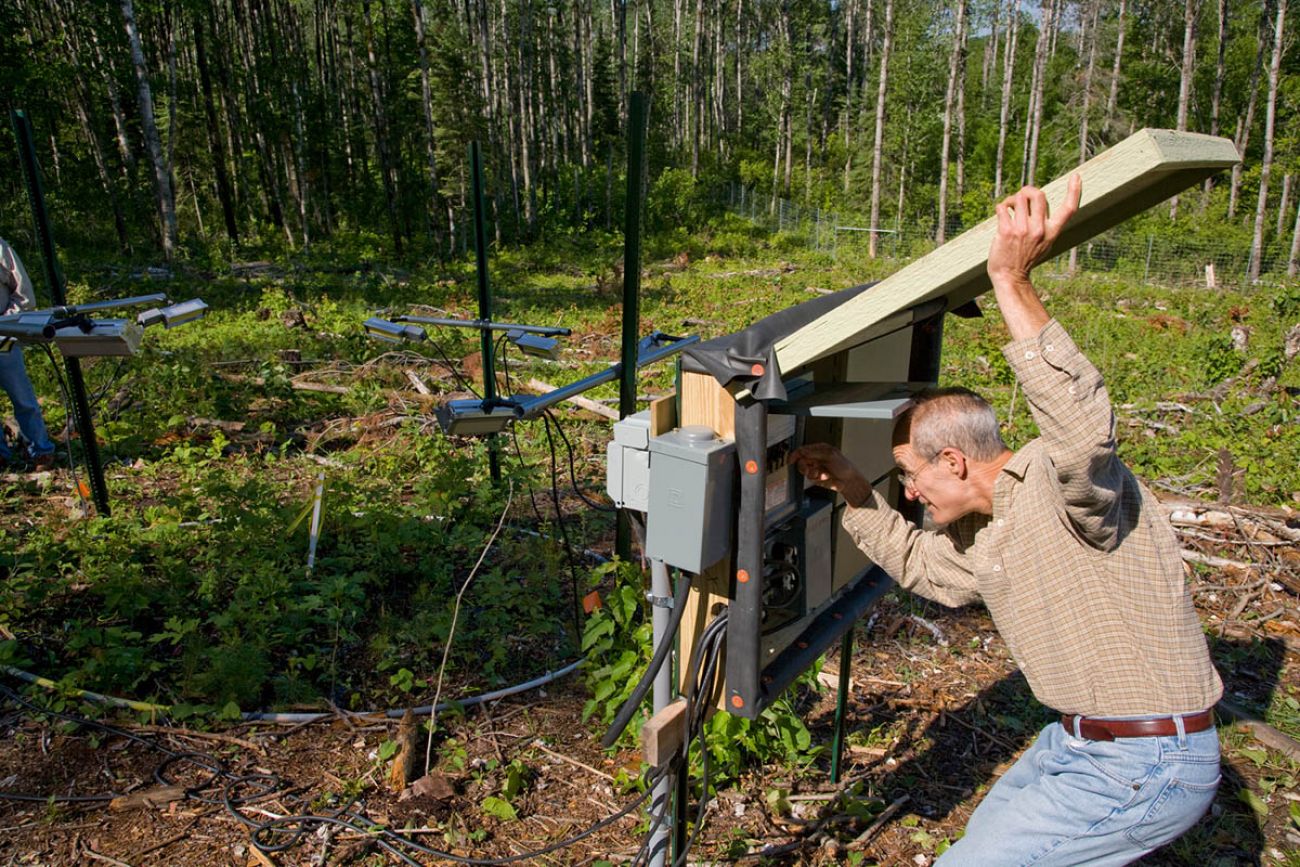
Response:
[794,176,1222,865]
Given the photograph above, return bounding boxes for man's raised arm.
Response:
[986,175,1081,340]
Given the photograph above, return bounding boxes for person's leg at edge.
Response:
[0,346,54,459]
[935,723,1219,867]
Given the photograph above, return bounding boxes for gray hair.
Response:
[902,387,1008,463]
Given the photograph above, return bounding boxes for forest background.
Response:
[1,2,1300,862]
[1,0,1299,276]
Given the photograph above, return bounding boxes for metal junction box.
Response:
[645,425,735,573]
[607,411,652,512]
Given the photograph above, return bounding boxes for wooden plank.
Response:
[677,371,738,713]
[642,699,688,767]
[649,393,676,436]
[775,129,1240,374]
[680,370,735,439]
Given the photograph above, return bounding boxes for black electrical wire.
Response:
[673,610,729,867]
[40,345,88,510]
[251,765,669,866]
[1,678,676,865]
[0,683,280,811]
[543,408,617,513]
[495,335,548,527]
[541,410,585,639]
[425,333,482,399]
[626,608,729,867]
[627,610,729,867]
[600,572,695,749]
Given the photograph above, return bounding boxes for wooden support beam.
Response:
[642,698,688,767]
[775,129,1240,374]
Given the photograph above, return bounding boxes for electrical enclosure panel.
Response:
[760,496,835,663]
[646,426,735,573]
[607,411,652,511]
[832,326,913,590]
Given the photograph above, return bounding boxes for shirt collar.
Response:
[999,440,1038,483]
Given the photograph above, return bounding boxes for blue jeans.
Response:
[0,345,54,459]
[936,720,1220,866]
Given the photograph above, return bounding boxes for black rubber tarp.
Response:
[680,282,876,401]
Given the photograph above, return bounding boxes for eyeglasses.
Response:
[899,459,935,491]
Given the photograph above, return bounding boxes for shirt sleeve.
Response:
[0,240,35,314]
[1003,319,1126,550]
[841,490,982,608]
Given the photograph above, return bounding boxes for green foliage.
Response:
[581,559,653,728]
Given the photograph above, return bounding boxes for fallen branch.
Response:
[1217,699,1300,761]
[524,378,620,420]
[128,724,266,754]
[530,738,617,782]
[848,794,910,848]
[1181,550,1255,571]
[1161,499,1300,544]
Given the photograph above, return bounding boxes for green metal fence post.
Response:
[11,110,111,517]
[615,91,647,564]
[469,141,501,485]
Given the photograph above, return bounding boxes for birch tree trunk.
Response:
[194,10,238,243]
[994,0,1020,199]
[982,0,1001,97]
[1289,190,1300,276]
[691,0,705,176]
[412,0,448,251]
[1104,0,1127,135]
[771,3,792,214]
[937,0,968,243]
[120,0,179,260]
[1230,6,1267,219]
[868,0,894,258]
[1023,0,1056,186]
[1169,0,1197,219]
[954,11,968,211]
[1069,0,1100,273]
[1249,0,1286,281]
[1278,174,1292,237]
[1202,0,1228,206]
[362,0,402,254]
[843,0,855,193]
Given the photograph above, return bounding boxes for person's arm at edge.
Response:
[0,240,36,315]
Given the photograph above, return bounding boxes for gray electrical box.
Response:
[646,426,736,573]
[606,411,652,512]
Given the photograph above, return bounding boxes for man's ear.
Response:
[938,447,968,479]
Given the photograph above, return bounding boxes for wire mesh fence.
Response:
[725,183,1297,291]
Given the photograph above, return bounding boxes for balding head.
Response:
[896,387,1008,463]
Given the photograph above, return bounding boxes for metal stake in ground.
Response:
[616,91,648,563]
[469,141,502,485]
[11,110,111,517]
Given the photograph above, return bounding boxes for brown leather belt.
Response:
[1060,709,1215,742]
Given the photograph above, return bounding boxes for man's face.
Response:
[892,441,970,525]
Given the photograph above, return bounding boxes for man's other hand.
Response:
[791,443,872,508]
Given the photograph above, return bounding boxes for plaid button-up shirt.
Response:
[843,319,1223,716]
